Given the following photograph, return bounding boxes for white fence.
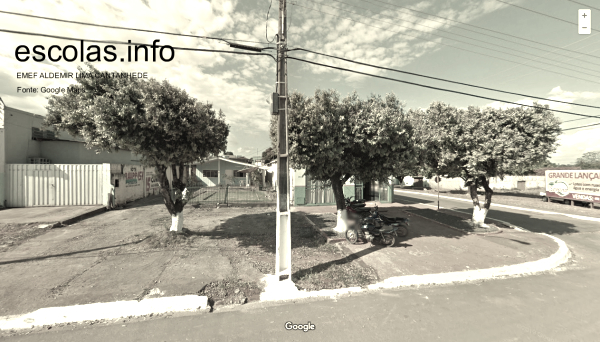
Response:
[414,176,547,190]
[5,164,109,207]
[5,163,202,208]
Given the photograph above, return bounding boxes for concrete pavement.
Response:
[0,206,105,225]
[0,199,571,333]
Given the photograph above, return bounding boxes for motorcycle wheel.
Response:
[345,229,359,244]
[396,224,409,237]
[382,234,396,247]
[370,237,382,246]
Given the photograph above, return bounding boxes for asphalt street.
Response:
[5,192,600,342]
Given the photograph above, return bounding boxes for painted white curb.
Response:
[259,233,570,301]
[367,233,570,290]
[0,295,208,331]
[259,274,362,302]
[395,189,600,223]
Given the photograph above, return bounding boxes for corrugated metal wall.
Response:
[5,164,105,207]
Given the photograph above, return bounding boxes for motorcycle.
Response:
[345,205,409,247]
[344,196,372,219]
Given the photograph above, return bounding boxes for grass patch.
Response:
[0,223,51,253]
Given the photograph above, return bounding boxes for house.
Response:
[191,155,266,187]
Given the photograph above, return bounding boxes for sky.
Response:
[1,0,599,164]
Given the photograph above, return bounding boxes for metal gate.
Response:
[5,164,106,207]
[304,179,336,205]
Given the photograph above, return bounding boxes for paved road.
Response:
[5,192,600,341]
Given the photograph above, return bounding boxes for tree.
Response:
[576,151,600,169]
[225,151,234,156]
[411,102,561,226]
[280,89,416,232]
[45,64,229,232]
[261,147,277,164]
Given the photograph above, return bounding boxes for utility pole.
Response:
[275,0,291,281]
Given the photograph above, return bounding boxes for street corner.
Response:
[335,208,571,290]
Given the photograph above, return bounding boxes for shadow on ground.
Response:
[393,193,581,235]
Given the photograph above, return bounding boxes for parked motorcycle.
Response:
[345,205,409,247]
[344,196,372,219]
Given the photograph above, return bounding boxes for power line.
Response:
[265,0,276,44]
[288,48,600,109]
[365,0,600,60]
[325,0,600,69]
[494,0,581,26]
[0,29,276,61]
[563,122,600,131]
[564,117,591,123]
[287,56,599,119]
[489,45,600,87]
[291,3,600,85]
[300,1,600,78]
[567,0,600,11]
[0,10,269,46]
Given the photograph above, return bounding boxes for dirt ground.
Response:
[0,196,376,315]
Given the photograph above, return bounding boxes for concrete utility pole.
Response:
[275,0,291,281]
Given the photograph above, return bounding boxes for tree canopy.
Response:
[576,151,600,169]
[45,64,229,231]
[410,102,562,225]
[277,89,416,231]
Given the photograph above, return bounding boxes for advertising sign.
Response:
[545,170,600,203]
[146,170,160,193]
[125,166,143,188]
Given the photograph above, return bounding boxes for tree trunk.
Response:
[331,173,351,233]
[156,164,190,233]
[469,177,493,227]
[396,176,405,185]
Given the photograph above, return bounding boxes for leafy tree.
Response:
[576,151,600,169]
[279,89,416,232]
[45,64,229,232]
[262,147,277,164]
[225,151,234,156]
[411,102,561,226]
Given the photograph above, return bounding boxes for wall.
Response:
[112,164,147,206]
[3,106,44,164]
[0,99,5,207]
[2,105,139,165]
[41,140,137,164]
[419,176,547,190]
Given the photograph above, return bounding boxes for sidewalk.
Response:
[0,206,105,225]
[294,202,567,283]
[0,198,569,333]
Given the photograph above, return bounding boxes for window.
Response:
[203,170,218,177]
[234,170,245,177]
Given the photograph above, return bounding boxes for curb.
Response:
[258,218,571,303]
[366,232,570,290]
[61,207,107,226]
[0,295,209,331]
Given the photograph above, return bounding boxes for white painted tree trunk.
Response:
[472,206,489,227]
[334,209,349,233]
[170,212,183,232]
